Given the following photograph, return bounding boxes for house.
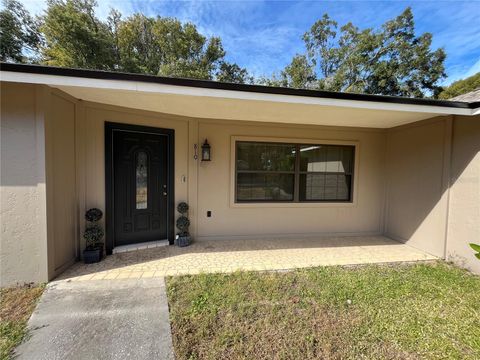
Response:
[1,62,479,286]
[450,88,480,102]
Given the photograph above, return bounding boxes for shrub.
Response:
[177,202,189,215]
[176,216,190,236]
[84,224,104,249]
[85,208,103,222]
[84,208,104,250]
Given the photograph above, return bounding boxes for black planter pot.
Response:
[83,245,103,264]
[176,235,191,247]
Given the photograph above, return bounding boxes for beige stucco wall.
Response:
[446,115,480,274]
[75,101,386,242]
[197,120,386,239]
[45,91,77,277]
[384,117,452,257]
[1,83,49,286]
[384,114,480,274]
[1,83,78,286]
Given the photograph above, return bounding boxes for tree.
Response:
[277,7,446,97]
[216,62,251,83]
[41,0,116,70]
[107,8,122,69]
[258,55,316,88]
[115,13,227,79]
[38,1,249,81]
[278,54,317,89]
[438,72,480,99]
[0,0,42,62]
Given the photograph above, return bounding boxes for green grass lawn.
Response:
[167,262,480,359]
[0,284,45,359]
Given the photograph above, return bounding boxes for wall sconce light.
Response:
[201,139,211,161]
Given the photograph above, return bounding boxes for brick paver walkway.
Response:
[57,236,437,281]
[59,236,437,281]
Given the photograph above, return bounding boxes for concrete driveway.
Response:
[14,278,174,360]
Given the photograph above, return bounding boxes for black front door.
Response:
[106,123,174,253]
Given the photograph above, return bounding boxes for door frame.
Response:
[105,122,175,254]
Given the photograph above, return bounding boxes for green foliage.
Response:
[37,0,249,81]
[83,207,103,249]
[85,207,102,222]
[260,54,316,89]
[41,0,116,69]
[177,202,189,215]
[167,263,480,359]
[176,202,190,237]
[273,7,446,97]
[470,243,480,260]
[281,55,316,89]
[438,73,480,99]
[0,0,42,62]
[216,62,252,84]
[115,13,221,78]
[83,224,104,249]
[0,285,45,360]
[190,294,209,315]
[176,216,190,235]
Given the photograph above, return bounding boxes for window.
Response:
[235,141,355,203]
[136,151,148,209]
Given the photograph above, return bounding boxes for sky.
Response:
[15,0,480,85]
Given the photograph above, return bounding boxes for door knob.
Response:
[163,192,167,196]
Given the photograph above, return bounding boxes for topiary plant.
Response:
[83,208,105,263]
[84,224,104,250]
[177,202,189,215]
[85,208,103,222]
[176,216,190,236]
[176,202,191,247]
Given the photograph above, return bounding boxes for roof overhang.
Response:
[1,63,478,129]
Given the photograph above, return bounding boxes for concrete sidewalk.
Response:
[15,278,174,360]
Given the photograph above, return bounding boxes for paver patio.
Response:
[57,236,437,281]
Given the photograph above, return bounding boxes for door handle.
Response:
[163,192,167,196]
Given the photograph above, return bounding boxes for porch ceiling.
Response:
[56,85,441,128]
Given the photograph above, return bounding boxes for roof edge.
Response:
[0,62,476,109]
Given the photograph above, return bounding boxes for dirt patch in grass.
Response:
[0,284,45,359]
[167,262,480,359]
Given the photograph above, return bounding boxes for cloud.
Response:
[126,0,305,76]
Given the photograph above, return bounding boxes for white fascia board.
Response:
[1,70,474,116]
